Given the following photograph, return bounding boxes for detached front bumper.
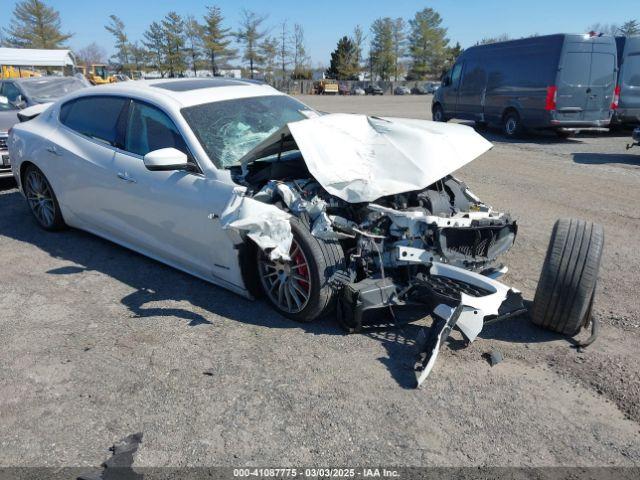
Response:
[338,252,525,387]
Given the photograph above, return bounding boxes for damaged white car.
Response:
[9,79,603,386]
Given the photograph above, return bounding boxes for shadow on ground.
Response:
[0,189,565,388]
[573,152,640,166]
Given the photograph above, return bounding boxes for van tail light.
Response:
[545,86,558,111]
[611,85,621,110]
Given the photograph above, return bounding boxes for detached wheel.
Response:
[432,104,446,122]
[531,219,604,336]
[503,110,523,138]
[23,164,66,231]
[257,216,345,322]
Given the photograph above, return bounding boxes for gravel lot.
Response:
[1,94,639,469]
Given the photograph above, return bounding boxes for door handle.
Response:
[117,172,136,183]
[46,145,61,156]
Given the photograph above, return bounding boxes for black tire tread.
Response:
[531,219,604,335]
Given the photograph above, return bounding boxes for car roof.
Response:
[70,77,285,109]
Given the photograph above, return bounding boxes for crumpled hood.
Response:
[240,113,493,203]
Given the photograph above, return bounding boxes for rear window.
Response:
[590,53,615,87]
[60,96,127,146]
[623,54,640,87]
[561,52,590,86]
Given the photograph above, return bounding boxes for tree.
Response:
[3,0,72,48]
[352,25,365,77]
[326,36,358,80]
[292,24,310,79]
[407,7,450,80]
[184,16,203,75]
[105,15,130,70]
[277,21,292,81]
[130,41,149,73]
[236,9,268,79]
[477,33,510,45]
[445,41,463,69]
[162,12,186,77]
[143,21,167,78]
[370,18,395,81]
[202,6,236,76]
[259,36,278,80]
[619,20,640,36]
[391,18,407,81]
[75,42,107,66]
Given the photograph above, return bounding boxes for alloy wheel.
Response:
[25,169,56,228]
[258,238,311,314]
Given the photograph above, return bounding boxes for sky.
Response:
[1,0,637,66]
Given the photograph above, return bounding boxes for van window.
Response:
[590,53,615,87]
[124,101,189,157]
[60,96,127,146]
[451,63,463,87]
[623,54,640,87]
[561,52,590,87]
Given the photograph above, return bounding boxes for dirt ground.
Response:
[0,94,639,469]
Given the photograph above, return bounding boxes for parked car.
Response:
[411,84,428,95]
[365,83,384,95]
[426,82,441,94]
[432,33,618,138]
[394,85,411,95]
[9,78,603,386]
[0,96,19,178]
[338,82,350,95]
[613,36,640,126]
[0,76,89,109]
[350,85,365,95]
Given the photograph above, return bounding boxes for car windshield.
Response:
[20,77,88,103]
[182,95,315,168]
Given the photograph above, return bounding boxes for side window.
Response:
[60,96,127,146]
[451,63,463,88]
[124,101,189,157]
[2,82,21,102]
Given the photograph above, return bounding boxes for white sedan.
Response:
[10,78,605,385]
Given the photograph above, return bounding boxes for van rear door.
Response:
[619,38,640,120]
[585,45,616,122]
[557,40,616,124]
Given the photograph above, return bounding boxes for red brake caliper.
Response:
[293,245,310,292]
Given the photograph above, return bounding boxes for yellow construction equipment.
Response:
[77,64,116,85]
[1,65,41,79]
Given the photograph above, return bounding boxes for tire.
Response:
[432,104,446,122]
[531,219,604,336]
[23,164,66,231]
[257,216,346,322]
[503,110,523,138]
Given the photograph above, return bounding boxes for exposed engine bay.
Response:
[221,114,526,387]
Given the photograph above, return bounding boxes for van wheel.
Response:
[531,219,604,336]
[432,104,446,122]
[503,111,523,138]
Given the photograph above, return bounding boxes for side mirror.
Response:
[143,148,189,171]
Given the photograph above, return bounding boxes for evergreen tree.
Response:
[407,8,449,80]
[259,36,278,80]
[278,21,292,81]
[202,6,236,76]
[162,12,186,77]
[236,9,268,79]
[143,21,168,78]
[326,36,358,80]
[3,0,72,48]
[391,18,407,81]
[105,15,130,70]
[370,18,395,81]
[184,16,203,75]
[292,24,310,79]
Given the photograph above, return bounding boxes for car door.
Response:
[110,99,242,284]
[50,95,129,234]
